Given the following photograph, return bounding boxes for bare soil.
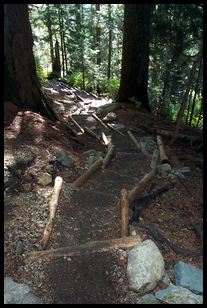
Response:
[4,81,203,304]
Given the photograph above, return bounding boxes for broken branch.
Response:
[68,115,84,133]
[127,130,141,151]
[106,123,125,136]
[92,113,109,129]
[121,189,130,237]
[128,169,156,204]
[26,236,142,261]
[73,158,103,188]
[156,135,169,164]
[84,126,101,141]
[102,143,116,169]
[42,176,63,250]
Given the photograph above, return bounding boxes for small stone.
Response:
[131,230,137,236]
[38,173,52,186]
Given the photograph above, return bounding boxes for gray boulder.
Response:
[4,277,41,304]
[155,283,203,304]
[127,239,165,294]
[174,261,203,295]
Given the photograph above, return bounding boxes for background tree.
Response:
[116,4,152,111]
[4,4,58,121]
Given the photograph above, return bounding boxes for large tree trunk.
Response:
[116,4,152,112]
[4,4,58,121]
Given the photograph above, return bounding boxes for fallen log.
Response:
[73,158,103,188]
[92,113,109,129]
[127,130,141,151]
[26,235,142,261]
[121,189,130,237]
[84,126,101,141]
[42,176,63,250]
[102,143,116,169]
[68,115,84,133]
[156,135,169,164]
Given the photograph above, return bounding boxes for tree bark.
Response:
[121,189,129,237]
[4,4,58,121]
[116,4,152,112]
[52,40,61,76]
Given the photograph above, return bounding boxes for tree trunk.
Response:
[4,4,58,121]
[185,90,193,124]
[171,45,202,143]
[188,54,202,126]
[46,4,54,66]
[107,4,112,80]
[52,40,61,76]
[159,30,184,117]
[116,4,152,112]
[58,5,65,77]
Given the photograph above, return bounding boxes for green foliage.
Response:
[35,57,48,83]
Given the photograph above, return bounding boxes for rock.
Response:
[157,163,171,178]
[38,173,52,186]
[103,112,117,122]
[22,183,32,191]
[96,102,120,118]
[174,261,203,295]
[127,239,165,294]
[130,230,137,236]
[138,294,161,304]
[155,283,203,304]
[4,277,41,304]
[56,151,74,168]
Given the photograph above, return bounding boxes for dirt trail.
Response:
[45,112,151,304]
[4,80,203,304]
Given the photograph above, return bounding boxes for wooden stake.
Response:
[102,143,116,169]
[92,113,109,129]
[68,115,84,133]
[42,176,63,250]
[156,135,169,164]
[127,130,141,151]
[26,236,142,261]
[121,189,129,237]
[73,158,103,188]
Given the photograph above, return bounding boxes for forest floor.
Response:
[4,80,203,304]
